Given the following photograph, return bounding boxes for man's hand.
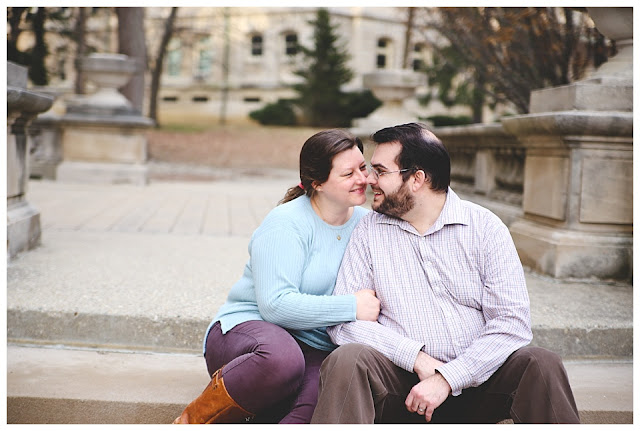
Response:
[405,372,451,422]
[354,289,381,321]
[413,351,445,381]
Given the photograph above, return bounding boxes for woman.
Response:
[174,129,380,424]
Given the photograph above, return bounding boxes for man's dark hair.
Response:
[371,122,450,192]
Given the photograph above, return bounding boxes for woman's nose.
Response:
[356,168,368,183]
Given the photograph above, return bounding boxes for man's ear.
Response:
[411,169,428,191]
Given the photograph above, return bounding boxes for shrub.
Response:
[424,115,473,127]
[341,90,382,124]
[249,99,297,126]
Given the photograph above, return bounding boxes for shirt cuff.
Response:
[393,338,425,372]
[436,359,473,396]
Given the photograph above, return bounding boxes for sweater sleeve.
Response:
[251,222,357,330]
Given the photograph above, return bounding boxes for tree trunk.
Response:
[471,74,484,123]
[30,7,49,85]
[219,7,230,125]
[149,7,178,126]
[402,7,415,69]
[116,7,147,113]
[73,7,87,95]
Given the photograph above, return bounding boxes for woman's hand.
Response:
[354,289,381,321]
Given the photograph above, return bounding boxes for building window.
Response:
[196,36,213,78]
[284,33,298,56]
[167,39,182,76]
[192,96,209,102]
[376,38,393,69]
[251,34,263,56]
[412,43,427,72]
[162,96,179,102]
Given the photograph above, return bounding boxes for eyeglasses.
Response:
[368,165,415,180]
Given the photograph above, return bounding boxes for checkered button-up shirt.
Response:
[328,188,532,396]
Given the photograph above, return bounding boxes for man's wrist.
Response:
[434,369,452,394]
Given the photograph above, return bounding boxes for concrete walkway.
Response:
[6,173,634,424]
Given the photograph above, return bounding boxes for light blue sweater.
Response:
[204,195,369,353]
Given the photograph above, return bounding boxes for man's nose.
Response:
[366,172,378,185]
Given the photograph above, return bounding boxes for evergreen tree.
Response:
[294,8,354,127]
[250,7,380,127]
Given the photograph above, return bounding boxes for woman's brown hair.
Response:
[279,129,364,205]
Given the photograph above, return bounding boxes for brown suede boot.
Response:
[173,367,254,424]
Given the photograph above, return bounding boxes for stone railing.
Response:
[434,123,525,226]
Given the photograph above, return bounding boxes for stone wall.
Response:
[435,123,525,228]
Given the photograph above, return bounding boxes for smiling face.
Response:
[367,141,415,219]
[316,145,369,208]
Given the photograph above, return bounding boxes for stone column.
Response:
[502,8,632,282]
[351,69,425,137]
[7,62,54,259]
[56,53,153,185]
[28,106,63,180]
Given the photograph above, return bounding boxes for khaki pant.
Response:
[311,343,580,424]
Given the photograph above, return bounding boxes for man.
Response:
[310,123,580,424]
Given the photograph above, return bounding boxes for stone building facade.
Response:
[25,6,452,125]
[144,7,434,125]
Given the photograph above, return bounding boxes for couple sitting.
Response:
[173,123,580,424]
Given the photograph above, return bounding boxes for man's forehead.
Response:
[371,141,401,166]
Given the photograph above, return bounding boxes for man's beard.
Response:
[372,181,415,219]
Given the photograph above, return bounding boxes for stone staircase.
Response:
[6,179,633,424]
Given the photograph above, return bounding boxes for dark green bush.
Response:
[424,115,473,127]
[340,90,382,125]
[249,99,297,126]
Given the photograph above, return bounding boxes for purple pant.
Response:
[204,320,330,424]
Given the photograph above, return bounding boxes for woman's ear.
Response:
[312,181,322,192]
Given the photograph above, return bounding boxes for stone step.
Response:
[6,305,633,360]
[6,344,632,424]
[7,229,633,359]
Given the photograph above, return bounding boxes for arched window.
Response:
[284,33,298,56]
[376,38,393,69]
[251,34,263,56]
[167,39,182,76]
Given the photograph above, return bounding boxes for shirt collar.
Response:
[374,187,470,235]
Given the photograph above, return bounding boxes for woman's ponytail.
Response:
[279,183,306,205]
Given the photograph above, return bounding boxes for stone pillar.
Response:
[351,69,425,137]
[56,53,153,185]
[502,8,632,282]
[7,62,54,259]
[28,108,63,180]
